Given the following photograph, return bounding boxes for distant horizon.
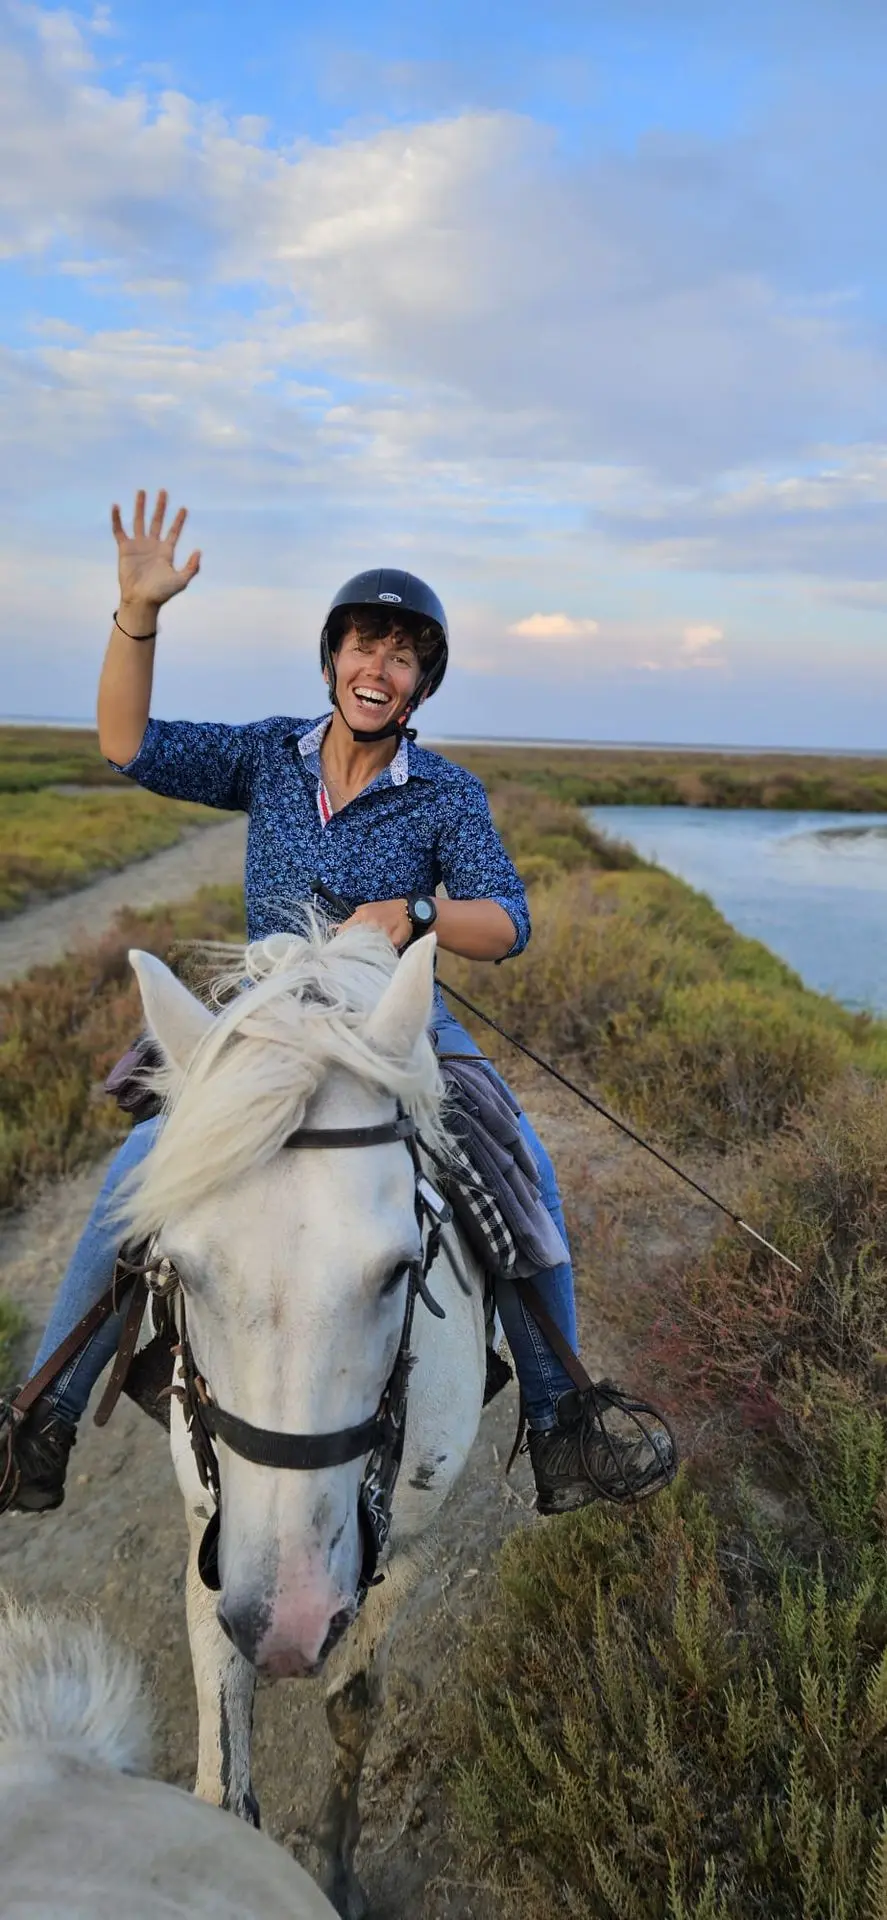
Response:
[2,714,886,761]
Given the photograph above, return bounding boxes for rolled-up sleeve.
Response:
[436,771,531,957]
[109,717,256,812]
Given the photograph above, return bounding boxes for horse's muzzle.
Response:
[218,1574,356,1675]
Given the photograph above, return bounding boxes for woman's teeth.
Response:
[354,688,388,710]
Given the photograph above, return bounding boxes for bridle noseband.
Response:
[162,1106,450,1600]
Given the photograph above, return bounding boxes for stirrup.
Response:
[569,1379,678,1502]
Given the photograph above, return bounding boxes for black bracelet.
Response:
[113,610,157,642]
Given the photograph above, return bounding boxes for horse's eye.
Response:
[380,1262,410,1299]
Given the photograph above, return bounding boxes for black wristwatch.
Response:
[405,894,438,942]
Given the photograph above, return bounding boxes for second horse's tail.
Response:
[0,1590,150,1774]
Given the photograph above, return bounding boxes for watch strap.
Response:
[405,894,438,940]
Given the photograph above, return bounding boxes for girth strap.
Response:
[201,1403,387,1471]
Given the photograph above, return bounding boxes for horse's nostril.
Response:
[216,1600,266,1665]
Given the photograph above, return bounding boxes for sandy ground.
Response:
[0,828,716,1915]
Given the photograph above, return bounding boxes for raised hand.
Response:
[112,489,201,612]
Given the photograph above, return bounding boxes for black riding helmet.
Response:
[320,568,449,743]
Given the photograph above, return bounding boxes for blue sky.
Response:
[1,1,885,746]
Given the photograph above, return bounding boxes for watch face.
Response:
[414,898,434,923]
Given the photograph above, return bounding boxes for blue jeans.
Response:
[31,1119,161,1424]
[32,1017,577,1431]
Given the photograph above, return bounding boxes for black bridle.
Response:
[163,1105,451,1599]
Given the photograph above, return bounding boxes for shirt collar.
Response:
[295,716,410,787]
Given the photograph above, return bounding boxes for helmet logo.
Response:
[378,591,402,603]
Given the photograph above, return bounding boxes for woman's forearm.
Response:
[432,897,516,961]
[96,599,158,764]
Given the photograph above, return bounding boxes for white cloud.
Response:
[593,443,887,584]
[507,612,600,640]
[2,7,886,486]
[0,4,885,740]
[682,624,723,652]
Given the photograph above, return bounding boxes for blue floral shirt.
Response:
[113,716,530,1006]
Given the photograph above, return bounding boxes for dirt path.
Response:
[0,817,247,982]
[0,1056,715,1916]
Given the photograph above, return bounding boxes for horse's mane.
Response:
[119,915,452,1242]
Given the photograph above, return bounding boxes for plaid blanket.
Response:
[438,1055,568,1280]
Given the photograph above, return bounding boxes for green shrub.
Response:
[775,1365,887,1554]
[445,742,887,814]
[0,1295,25,1388]
[606,978,850,1149]
[448,1477,887,1919]
[443,869,717,1063]
[0,788,229,914]
[0,725,118,792]
[646,1075,887,1425]
[443,863,878,1150]
[489,783,640,875]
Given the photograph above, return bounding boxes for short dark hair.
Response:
[327,604,444,673]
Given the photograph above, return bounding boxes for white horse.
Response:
[121,921,488,1919]
[0,1591,337,1917]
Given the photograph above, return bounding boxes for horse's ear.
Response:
[364,936,437,1059]
[129,949,214,1072]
